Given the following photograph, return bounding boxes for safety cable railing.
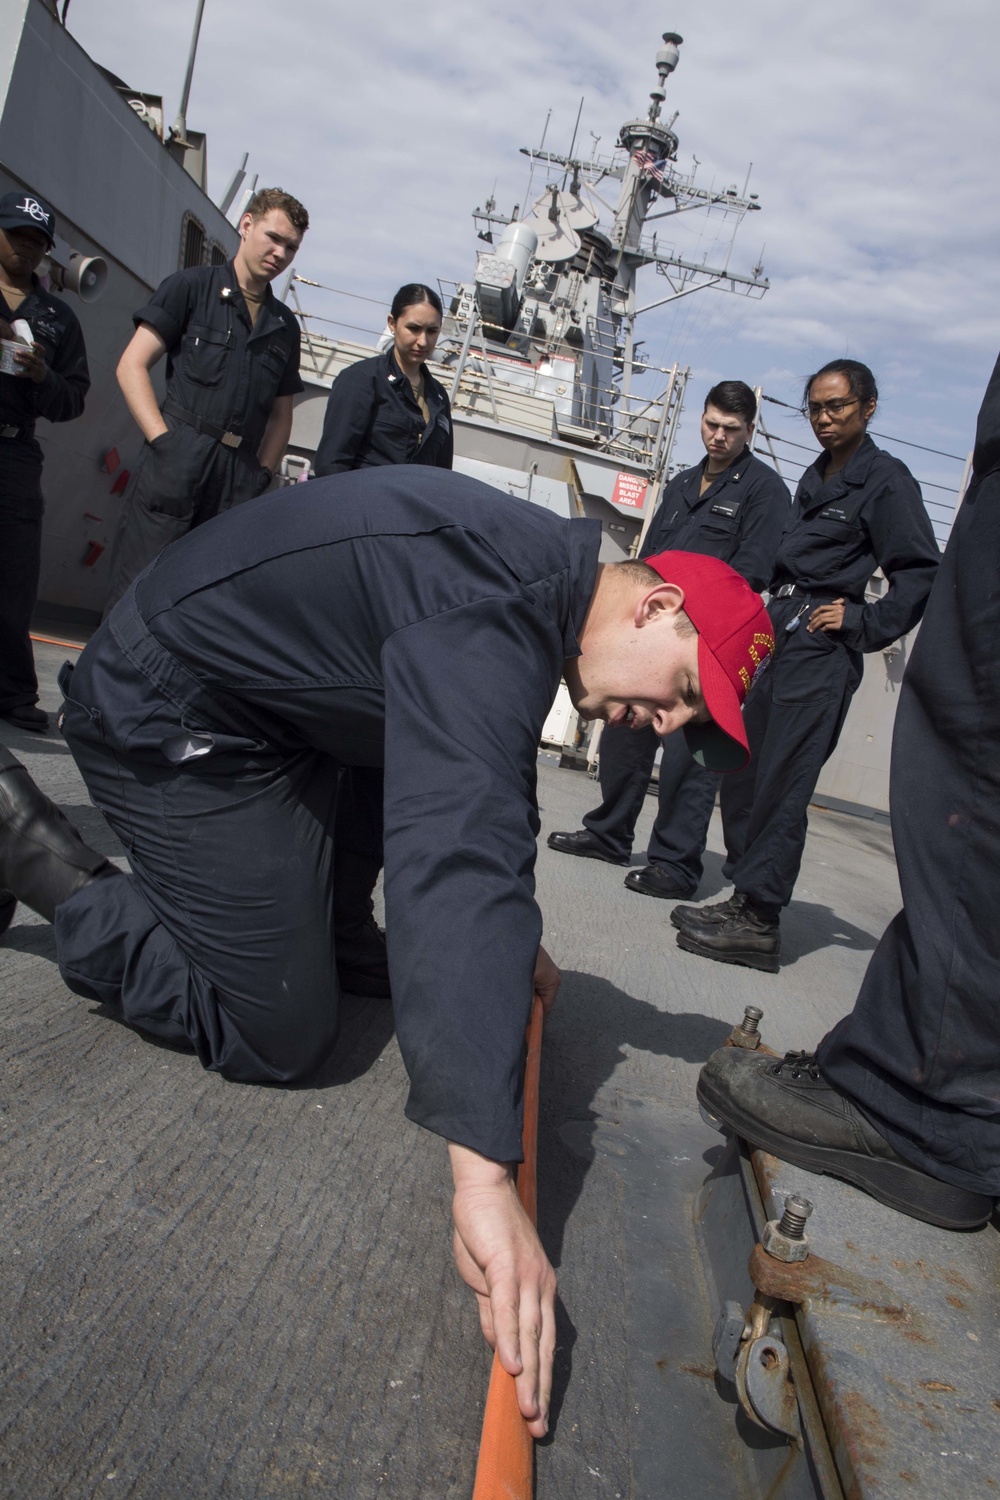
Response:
[287,269,684,477]
[291,284,680,471]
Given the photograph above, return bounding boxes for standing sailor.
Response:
[104,188,308,610]
[697,348,1000,1233]
[674,360,940,972]
[548,381,788,900]
[314,283,453,476]
[0,189,89,733]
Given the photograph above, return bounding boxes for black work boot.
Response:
[670,889,748,932]
[623,864,693,900]
[1,704,49,733]
[546,829,629,865]
[0,746,112,924]
[697,1047,995,1231]
[675,895,780,973]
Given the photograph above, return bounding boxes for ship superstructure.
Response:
[286,34,769,565]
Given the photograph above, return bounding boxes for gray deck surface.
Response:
[1,640,906,1499]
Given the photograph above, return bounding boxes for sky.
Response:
[64,0,1000,532]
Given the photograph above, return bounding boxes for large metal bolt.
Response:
[777,1194,813,1239]
[729,1005,764,1050]
[761,1195,814,1264]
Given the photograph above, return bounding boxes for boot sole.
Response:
[697,1077,994,1231]
[624,878,693,901]
[676,929,780,974]
[547,843,629,866]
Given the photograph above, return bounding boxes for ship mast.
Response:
[514,33,768,410]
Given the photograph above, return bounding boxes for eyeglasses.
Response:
[804,398,861,420]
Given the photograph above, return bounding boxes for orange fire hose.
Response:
[472,995,544,1500]
[29,633,85,651]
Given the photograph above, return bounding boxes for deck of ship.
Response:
[2,637,971,1500]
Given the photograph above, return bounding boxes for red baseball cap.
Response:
[644,550,774,770]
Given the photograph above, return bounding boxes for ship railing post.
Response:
[477,313,501,424]
[449,291,480,402]
[650,362,678,476]
[751,387,786,480]
[288,279,323,379]
[630,363,679,558]
[661,365,688,476]
[751,384,763,446]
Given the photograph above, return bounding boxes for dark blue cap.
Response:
[0,190,56,246]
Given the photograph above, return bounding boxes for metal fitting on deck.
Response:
[728,1005,764,1049]
[761,1194,814,1263]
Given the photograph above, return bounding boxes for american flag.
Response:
[632,147,669,186]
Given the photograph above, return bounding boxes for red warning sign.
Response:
[610,472,648,510]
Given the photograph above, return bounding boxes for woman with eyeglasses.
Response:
[671,358,941,973]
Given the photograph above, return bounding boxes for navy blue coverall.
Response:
[817,353,1000,1197]
[583,449,788,892]
[720,436,940,913]
[55,468,599,1164]
[314,348,453,476]
[0,278,89,714]
[105,261,303,610]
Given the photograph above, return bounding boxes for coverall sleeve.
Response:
[839,465,941,652]
[380,595,562,1163]
[132,271,195,350]
[314,363,376,475]
[729,470,791,593]
[31,312,89,423]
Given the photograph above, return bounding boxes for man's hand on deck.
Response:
[448,1143,557,1438]
[533,943,561,1016]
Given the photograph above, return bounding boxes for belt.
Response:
[771,583,857,603]
[162,400,254,453]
